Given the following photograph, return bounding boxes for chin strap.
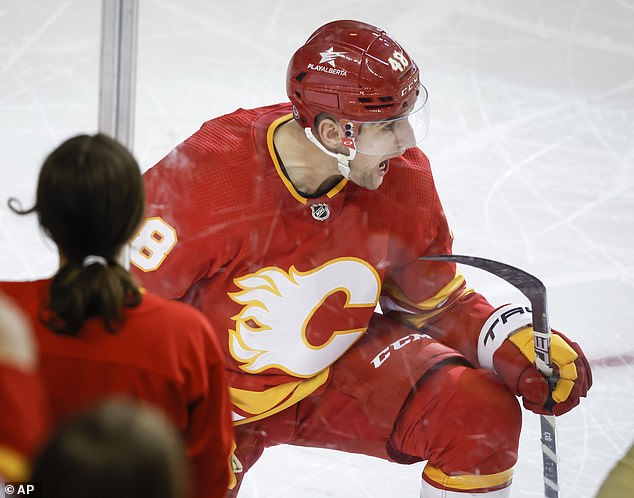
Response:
[304,128,356,179]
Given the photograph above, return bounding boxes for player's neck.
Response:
[273,119,342,195]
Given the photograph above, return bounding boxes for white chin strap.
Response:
[304,128,356,179]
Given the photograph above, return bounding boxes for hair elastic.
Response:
[82,255,108,267]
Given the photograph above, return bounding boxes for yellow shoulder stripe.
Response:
[384,271,466,312]
[423,464,513,491]
[397,289,474,329]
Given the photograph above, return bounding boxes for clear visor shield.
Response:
[341,83,429,157]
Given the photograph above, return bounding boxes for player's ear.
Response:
[315,116,343,152]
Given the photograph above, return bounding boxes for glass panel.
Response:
[1,3,633,498]
[0,1,101,278]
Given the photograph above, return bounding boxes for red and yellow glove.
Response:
[477,304,592,416]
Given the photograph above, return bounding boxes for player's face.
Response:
[355,118,416,157]
[347,119,415,190]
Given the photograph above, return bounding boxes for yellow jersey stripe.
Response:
[266,114,347,204]
[383,271,466,312]
[397,288,474,329]
[423,464,513,491]
[227,440,239,490]
[231,368,329,425]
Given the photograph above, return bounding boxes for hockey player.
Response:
[130,20,592,497]
[1,134,233,498]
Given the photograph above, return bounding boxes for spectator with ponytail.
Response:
[1,134,233,498]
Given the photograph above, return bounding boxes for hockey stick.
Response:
[420,254,559,498]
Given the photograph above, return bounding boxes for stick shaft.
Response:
[420,254,559,497]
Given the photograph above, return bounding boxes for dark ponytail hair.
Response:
[8,134,144,336]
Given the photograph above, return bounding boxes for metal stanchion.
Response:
[99,0,139,269]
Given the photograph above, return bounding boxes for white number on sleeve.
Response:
[130,217,177,272]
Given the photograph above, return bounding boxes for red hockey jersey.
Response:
[131,103,495,425]
[0,280,233,498]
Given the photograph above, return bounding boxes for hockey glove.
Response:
[477,304,592,416]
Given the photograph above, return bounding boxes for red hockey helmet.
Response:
[287,19,429,154]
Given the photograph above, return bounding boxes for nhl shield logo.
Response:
[310,203,330,221]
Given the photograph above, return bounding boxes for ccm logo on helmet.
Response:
[371,332,430,369]
[401,78,419,97]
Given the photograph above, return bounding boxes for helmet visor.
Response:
[341,84,429,157]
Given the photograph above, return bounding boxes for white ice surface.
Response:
[1,1,633,496]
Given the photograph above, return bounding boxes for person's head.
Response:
[31,398,189,498]
[8,133,144,335]
[287,20,429,189]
